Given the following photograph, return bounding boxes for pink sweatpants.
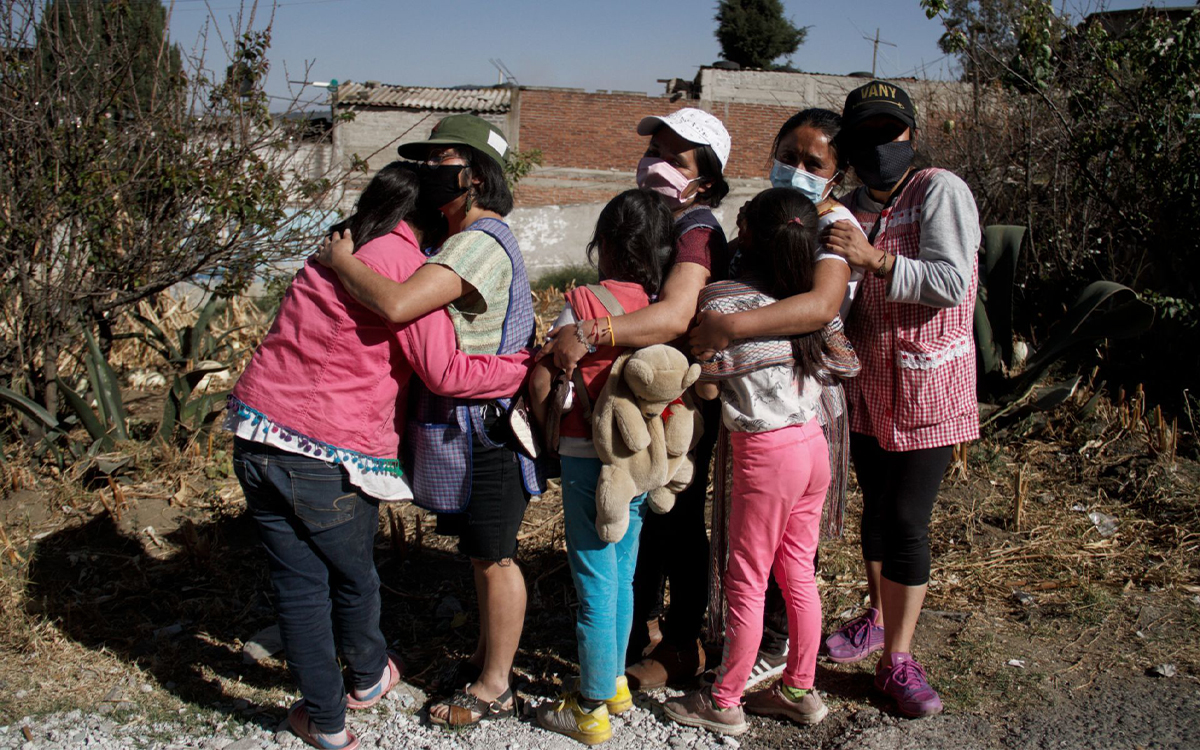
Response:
[711,420,830,708]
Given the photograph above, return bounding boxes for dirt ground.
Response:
[0,382,1197,748]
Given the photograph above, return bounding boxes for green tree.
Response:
[930,0,1024,81]
[1,0,341,431]
[919,0,1200,407]
[714,0,808,70]
[38,0,183,114]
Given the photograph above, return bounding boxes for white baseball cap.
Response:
[637,108,731,171]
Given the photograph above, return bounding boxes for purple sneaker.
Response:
[874,653,943,718]
[822,608,884,663]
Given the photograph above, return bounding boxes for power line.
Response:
[862,28,897,78]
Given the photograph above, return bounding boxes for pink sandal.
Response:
[346,651,403,710]
[288,701,360,750]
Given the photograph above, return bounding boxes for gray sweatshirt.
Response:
[855,170,981,309]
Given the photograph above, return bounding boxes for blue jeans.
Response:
[233,438,387,733]
[561,456,648,701]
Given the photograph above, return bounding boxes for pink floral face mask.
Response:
[636,157,700,208]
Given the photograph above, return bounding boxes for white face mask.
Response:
[769,159,836,205]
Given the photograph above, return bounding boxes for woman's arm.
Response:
[398,308,531,399]
[891,173,980,308]
[821,175,979,309]
[528,359,557,432]
[319,230,468,324]
[540,261,710,376]
[687,259,851,356]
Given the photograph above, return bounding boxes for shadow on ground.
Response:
[21,505,583,719]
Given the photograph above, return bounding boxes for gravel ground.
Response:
[3,674,1197,750]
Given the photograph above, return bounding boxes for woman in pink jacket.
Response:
[225,162,530,750]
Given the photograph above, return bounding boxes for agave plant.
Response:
[109,294,238,442]
[158,362,231,442]
[975,225,1025,380]
[127,295,243,369]
[973,225,1156,425]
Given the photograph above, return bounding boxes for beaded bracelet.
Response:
[574,321,597,354]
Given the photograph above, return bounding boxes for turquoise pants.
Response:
[561,455,649,700]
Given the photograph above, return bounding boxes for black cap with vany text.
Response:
[841,80,918,132]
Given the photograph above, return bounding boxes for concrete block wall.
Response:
[336,108,511,174]
[697,68,973,123]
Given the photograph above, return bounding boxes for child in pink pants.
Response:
[663,187,834,735]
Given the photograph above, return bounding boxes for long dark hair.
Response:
[739,187,825,380]
[586,188,677,296]
[330,161,424,250]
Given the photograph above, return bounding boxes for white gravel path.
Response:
[0,684,741,750]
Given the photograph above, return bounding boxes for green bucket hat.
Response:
[397,114,510,169]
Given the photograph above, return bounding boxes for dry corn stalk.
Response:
[0,521,23,564]
[1013,462,1028,532]
[951,442,970,480]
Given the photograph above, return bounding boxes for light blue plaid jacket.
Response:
[405,217,546,512]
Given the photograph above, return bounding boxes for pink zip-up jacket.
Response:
[232,221,531,460]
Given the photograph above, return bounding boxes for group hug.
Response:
[225,78,981,748]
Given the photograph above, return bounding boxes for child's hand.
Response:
[537,323,589,378]
[317,229,354,268]
[694,380,720,401]
[688,309,734,357]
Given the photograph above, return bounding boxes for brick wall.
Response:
[516,87,796,180]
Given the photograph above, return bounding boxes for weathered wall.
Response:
[277,141,334,194]
[696,68,973,122]
[509,176,762,280]
[320,72,975,278]
[335,108,512,174]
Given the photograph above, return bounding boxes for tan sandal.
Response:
[428,684,516,728]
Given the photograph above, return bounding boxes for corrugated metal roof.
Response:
[335,83,511,112]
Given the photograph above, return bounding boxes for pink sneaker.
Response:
[822,608,884,663]
[874,653,943,718]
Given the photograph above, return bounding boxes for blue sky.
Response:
[164,0,1181,107]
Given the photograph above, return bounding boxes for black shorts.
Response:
[434,435,530,562]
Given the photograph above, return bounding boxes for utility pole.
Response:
[862,28,896,77]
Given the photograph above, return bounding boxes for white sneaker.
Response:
[744,641,788,691]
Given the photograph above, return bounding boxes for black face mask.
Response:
[851,141,915,192]
[417,163,468,208]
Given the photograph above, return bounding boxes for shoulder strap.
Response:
[571,368,593,427]
[584,283,626,316]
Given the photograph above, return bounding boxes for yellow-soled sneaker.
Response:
[570,676,634,716]
[536,693,612,745]
[606,675,633,715]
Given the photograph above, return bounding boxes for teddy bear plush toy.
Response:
[591,345,703,543]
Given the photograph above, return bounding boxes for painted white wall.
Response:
[509,176,765,282]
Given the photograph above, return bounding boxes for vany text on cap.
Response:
[842,80,917,132]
